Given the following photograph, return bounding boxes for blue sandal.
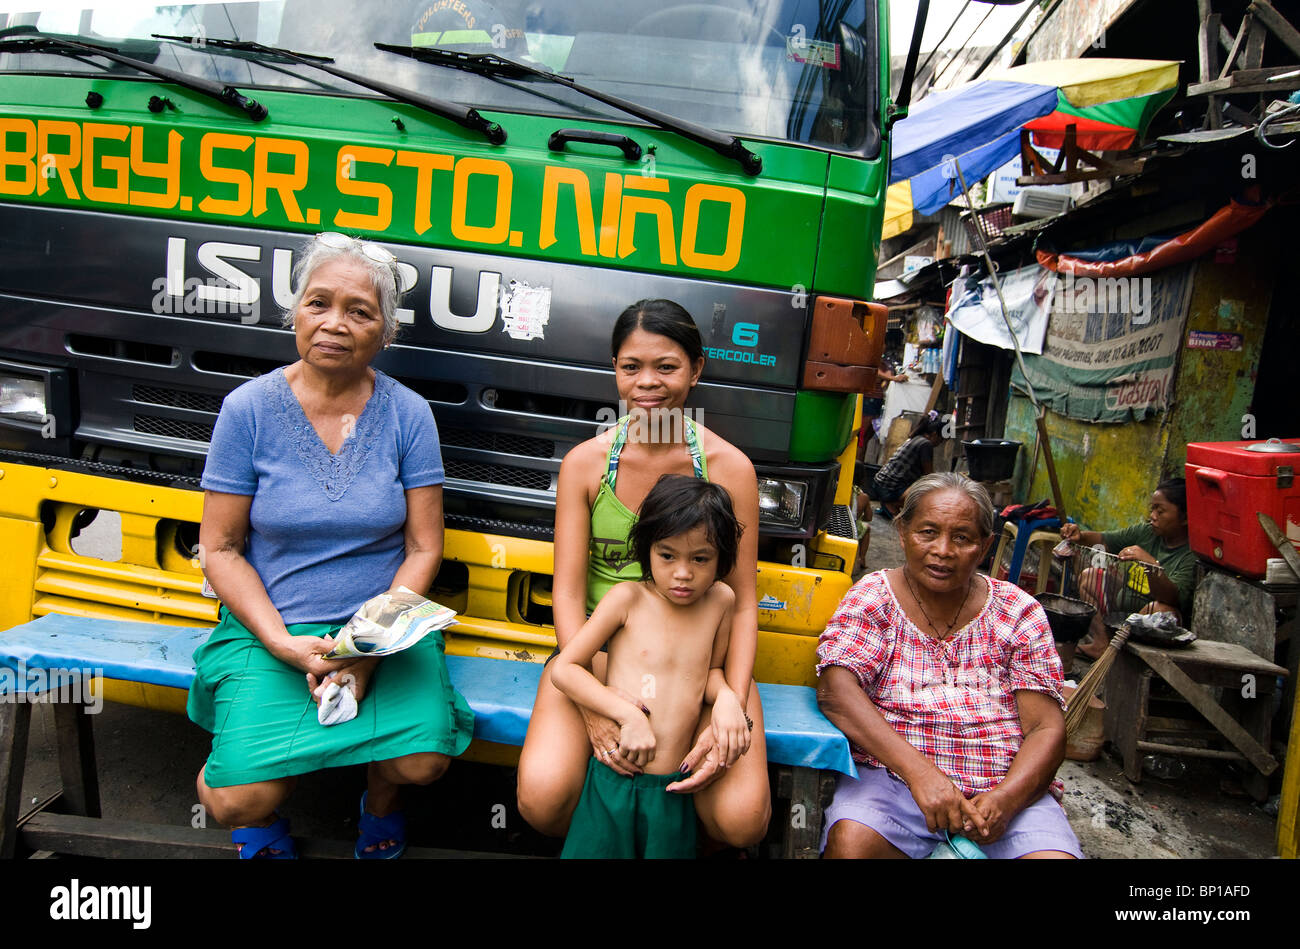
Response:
[356,791,406,860]
[232,815,297,859]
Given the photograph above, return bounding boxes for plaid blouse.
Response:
[817,570,1065,797]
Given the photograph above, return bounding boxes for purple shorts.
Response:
[820,765,1083,859]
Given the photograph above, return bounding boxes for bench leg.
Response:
[54,698,100,818]
[1222,682,1275,803]
[0,701,33,859]
[1103,652,1149,783]
[779,766,831,859]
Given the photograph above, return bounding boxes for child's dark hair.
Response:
[1155,477,1187,519]
[630,475,742,582]
[611,299,704,364]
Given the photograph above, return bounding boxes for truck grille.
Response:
[445,460,552,491]
[133,384,225,414]
[822,503,859,540]
[133,414,215,443]
[440,427,555,459]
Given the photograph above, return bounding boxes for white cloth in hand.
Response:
[317,677,358,726]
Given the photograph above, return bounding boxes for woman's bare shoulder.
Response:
[558,430,618,511]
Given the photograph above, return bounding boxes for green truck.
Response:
[0,1,955,698]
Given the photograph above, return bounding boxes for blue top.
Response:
[200,367,444,626]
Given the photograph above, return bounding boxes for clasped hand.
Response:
[666,691,752,794]
[708,687,751,769]
[580,686,648,777]
[908,765,993,840]
[616,708,656,770]
[581,687,751,788]
[272,634,376,703]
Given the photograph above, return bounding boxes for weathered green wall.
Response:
[1005,399,1167,529]
[1163,233,1276,472]
[1005,230,1276,531]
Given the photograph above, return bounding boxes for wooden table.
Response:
[1103,639,1288,802]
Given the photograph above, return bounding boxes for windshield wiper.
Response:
[0,26,267,120]
[152,34,505,145]
[375,44,762,176]
[149,33,341,93]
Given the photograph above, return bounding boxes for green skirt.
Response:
[187,609,474,788]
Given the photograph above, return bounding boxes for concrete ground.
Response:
[857,512,1281,859]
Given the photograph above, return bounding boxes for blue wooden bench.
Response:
[1,614,855,858]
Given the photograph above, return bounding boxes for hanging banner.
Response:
[945,263,1053,355]
[1012,262,1195,422]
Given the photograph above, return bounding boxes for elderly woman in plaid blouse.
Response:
[816,473,1082,859]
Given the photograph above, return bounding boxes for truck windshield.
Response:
[0,0,879,155]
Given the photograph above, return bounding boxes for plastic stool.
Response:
[992,522,1059,593]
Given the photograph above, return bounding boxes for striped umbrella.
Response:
[883,59,1179,240]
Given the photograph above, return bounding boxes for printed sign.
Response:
[1186,330,1243,351]
[1012,263,1196,422]
[0,117,749,275]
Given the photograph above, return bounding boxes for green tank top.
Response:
[586,414,708,612]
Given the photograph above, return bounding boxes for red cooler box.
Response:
[1186,437,1300,577]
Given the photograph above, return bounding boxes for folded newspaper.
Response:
[323,587,457,659]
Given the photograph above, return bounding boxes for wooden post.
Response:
[1102,652,1150,783]
[1279,681,1300,857]
[1034,410,1067,524]
[1243,14,1268,68]
[54,698,101,818]
[1200,13,1224,129]
[1219,12,1253,79]
[1250,0,1300,60]
[0,701,33,859]
[786,767,821,859]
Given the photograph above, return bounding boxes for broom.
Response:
[1065,624,1130,738]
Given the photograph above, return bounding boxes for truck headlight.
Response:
[0,361,70,443]
[757,478,807,529]
[0,374,47,422]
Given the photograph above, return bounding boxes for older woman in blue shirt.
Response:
[188,232,473,859]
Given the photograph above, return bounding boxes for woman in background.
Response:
[871,415,945,518]
[1059,478,1193,659]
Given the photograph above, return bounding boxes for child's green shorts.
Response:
[561,757,697,859]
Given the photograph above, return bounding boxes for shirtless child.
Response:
[551,474,747,859]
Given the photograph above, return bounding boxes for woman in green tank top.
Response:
[518,300,771,848]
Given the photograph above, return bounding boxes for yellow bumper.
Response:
[0,461,856,719]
